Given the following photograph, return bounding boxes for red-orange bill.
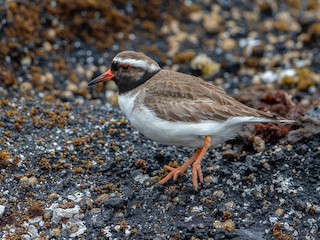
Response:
[88,70,115,86]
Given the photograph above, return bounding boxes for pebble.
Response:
[61,91,74,100]
[21,56,32,66]
[51,227,61,237]
[43,72,54,85]
[0,205,5,217]
[43,41,52,51]
[45,28,57,41]
[203,176,214,185]
[275,208,284,216]
[48,192,59,199]
[213,220,223,229]
[222,149,240,159]
[213,190,224,198]
[191,206,203,213]
[95,193,111,204]
[19,82,33,94]
[220,38,237,52]
[20,176,29,185]
[225,201,235,210]
[203,6,222,34]
[67,83,78,92]
[28,176,38,186]
[307,105,320,120]
[223,219,236,232]
[253,136,265,152]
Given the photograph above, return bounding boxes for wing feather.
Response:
[142,70,274,123]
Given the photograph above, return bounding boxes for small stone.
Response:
[45,72,54,84]
[204,176,214,185]
[223,219,236,232]
[0,205,5,217]
[69,225,79,234]
[203,9,222,34]
[213,221,223,229]
[45,28,57,41]
[191,206,203,213]
[79,81,88,89]
[114,225,121,231]
[28,176,38,186]
[51,227,61,237]
[253,136,265,152]
[225,201,234,210]
[220,38,237,52]
[189,11,203,22]
[43,41,52,51]
[61,91,74,100]
[275,208,284,216]
[21,56,32,66]
[19,82,33,94]
[252,190,263,200]
[222,149,240,159]
[95,193,111,204]
[213,190,224,198]
[20,176,29,185]
[43,211,52,221]
[48,192,58,199]
[67,83,78,93]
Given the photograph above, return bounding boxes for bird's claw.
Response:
[159,165,184,185]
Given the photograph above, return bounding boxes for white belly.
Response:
[117,92,250,148]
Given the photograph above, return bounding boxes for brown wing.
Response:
[142,70,274,123]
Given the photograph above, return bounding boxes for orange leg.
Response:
[159,148,202,185]
[192,136,211,191]
[159,136,211,191]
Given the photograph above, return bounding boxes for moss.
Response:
[135,159,146,170]
[0,67,17,86]
[172,50,196,64]
[40,158,52,170]
[0,151,10,167]
[272,222,295,240]
[72,167,84,174]
[190,54,220,78]
[280,68,316,91]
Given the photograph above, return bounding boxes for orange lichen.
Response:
[272,222,294,240]
[135,159,147,170]
[0,151,10,167]
[0,67,17,86]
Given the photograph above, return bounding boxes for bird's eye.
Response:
[120,64,131,71]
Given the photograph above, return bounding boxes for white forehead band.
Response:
[113,57,160,72]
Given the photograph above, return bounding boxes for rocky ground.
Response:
[0,0,320,239]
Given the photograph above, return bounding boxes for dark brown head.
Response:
[88,51,161,93]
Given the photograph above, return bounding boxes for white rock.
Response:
[0,205,5,217]
[261,70,278,83]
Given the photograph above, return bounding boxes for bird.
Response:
[88,51,293,191]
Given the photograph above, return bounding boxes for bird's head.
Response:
[88,51,161,93]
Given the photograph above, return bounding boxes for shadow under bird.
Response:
[88,51,294,191]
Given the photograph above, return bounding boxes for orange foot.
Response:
[159,136,211,191]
